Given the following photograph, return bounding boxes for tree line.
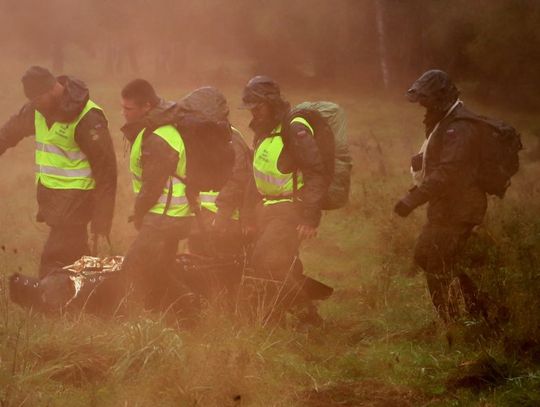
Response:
[0,0,538,108]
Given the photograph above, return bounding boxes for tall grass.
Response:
[0,83,539,405]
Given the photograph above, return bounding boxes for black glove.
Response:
[394,200,413,218]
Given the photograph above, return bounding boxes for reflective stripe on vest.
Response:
[199,191,240,220]
[35,100,101,190]
[200,191,218,204]
[36,164,92,178]
[36,142,89,161]
[158,194,189,206]
[253,167,290,187]
[253,118,313,206]
[129,125,192,218]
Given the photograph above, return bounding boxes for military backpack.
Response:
[284,101,352,210]
[454,108,522,198]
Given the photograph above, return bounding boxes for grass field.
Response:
[0,78,540,406]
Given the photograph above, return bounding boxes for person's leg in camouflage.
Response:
[39,223,90,278]
[122,215,192,312]
[414,222,482,322]
[249,203,311,323]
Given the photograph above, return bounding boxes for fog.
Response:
[0,0,537,108]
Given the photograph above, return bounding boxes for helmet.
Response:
[240,75,282,109]
[406,69,459,111]
[179,86,229,122]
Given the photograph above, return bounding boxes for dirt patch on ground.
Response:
[301,378,427,407]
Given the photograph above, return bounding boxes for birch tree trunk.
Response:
[374,0,390,89]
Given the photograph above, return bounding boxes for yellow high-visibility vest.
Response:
[130,125,192,217]
[35,100,102,190]
[253,117,313,205]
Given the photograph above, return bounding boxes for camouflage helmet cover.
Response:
[406,69,459,111]
[240,75,282,109]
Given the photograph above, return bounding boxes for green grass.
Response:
[1,81,540,406]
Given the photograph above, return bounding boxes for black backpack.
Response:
[454,108,522,198]
[284,101,352,210]
[174,113,235,196]
[173,87,235,199]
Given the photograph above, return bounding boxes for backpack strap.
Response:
[445,104,496,130]
[292,172,298,203]
[171,174,219,256]
[282,109,317,203]
[161,177,174,217]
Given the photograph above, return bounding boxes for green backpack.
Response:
[286,101,352,210]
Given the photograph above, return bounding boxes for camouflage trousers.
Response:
[122,213,193,311]
[39,223,90,278]
[243,202,311,322]
[414,222,487,322]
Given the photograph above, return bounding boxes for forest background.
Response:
[1,1,540,406]
[0,0,538,109]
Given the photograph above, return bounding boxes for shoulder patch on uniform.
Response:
[90,127,101,141]
[445,128,458,139]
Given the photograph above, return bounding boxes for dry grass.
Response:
[0,81,539,406]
